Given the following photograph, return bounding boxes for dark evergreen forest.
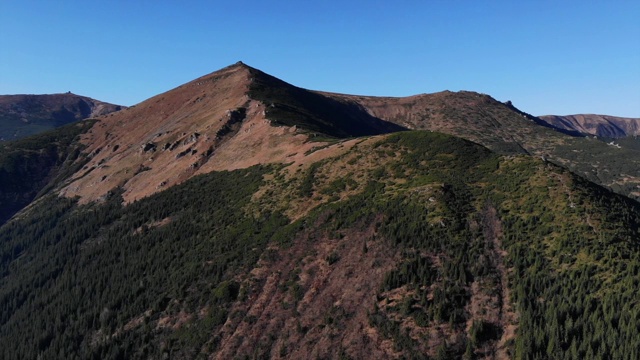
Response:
[1,131,640,359]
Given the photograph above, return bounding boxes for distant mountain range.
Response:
[538,114,640,138]
[0,93,123,141]
[1,62,640,359]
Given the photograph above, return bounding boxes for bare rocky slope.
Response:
[0,93,123,141]
[56,62,403,204]
[538,114,640,138]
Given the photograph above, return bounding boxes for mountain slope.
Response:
[0,121,95,225]
[316,93,640,202]
[2,62,640,359]
[5,63,636,207]
[539,114,640,138]
[246,65,406,137]
[0,93,123,141]
[323,91,556,154]
[56,62,404,204]
[2,131,640,359]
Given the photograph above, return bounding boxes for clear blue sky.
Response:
[1,0,639,117]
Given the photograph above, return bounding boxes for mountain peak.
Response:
[221,60,252,72]
[58,62,402,204]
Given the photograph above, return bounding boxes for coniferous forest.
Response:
[2,130,640,359]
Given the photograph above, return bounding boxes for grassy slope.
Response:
[343,90,640,202]
[1,131,639,359]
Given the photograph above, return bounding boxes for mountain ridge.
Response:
[4,62,640,213]
[2,62,640,359]
[3,62,640,212]
[54,62,406,204]
[0,93,123,141]
[538,114,640,138]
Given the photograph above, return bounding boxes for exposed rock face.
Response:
[538,114,640,138]
[141,142,157,153]
[0,93,123,141]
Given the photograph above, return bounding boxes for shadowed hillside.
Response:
[539,114,640,138]
[246,65,406,138]
[0,93,123,141]
[0,121,94,225]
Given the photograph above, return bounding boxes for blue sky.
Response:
[1,1,638,117]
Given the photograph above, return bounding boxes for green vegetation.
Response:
[0,120,95,224]
[0,94,119,141]
[298,162,320,197]
[372,90,640,203]
[550,136,640,200]
[2,130,640,359]
[0,105,71,141]
[488,164,640,359]
[0,165,287,359]
[259,131,640,359]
